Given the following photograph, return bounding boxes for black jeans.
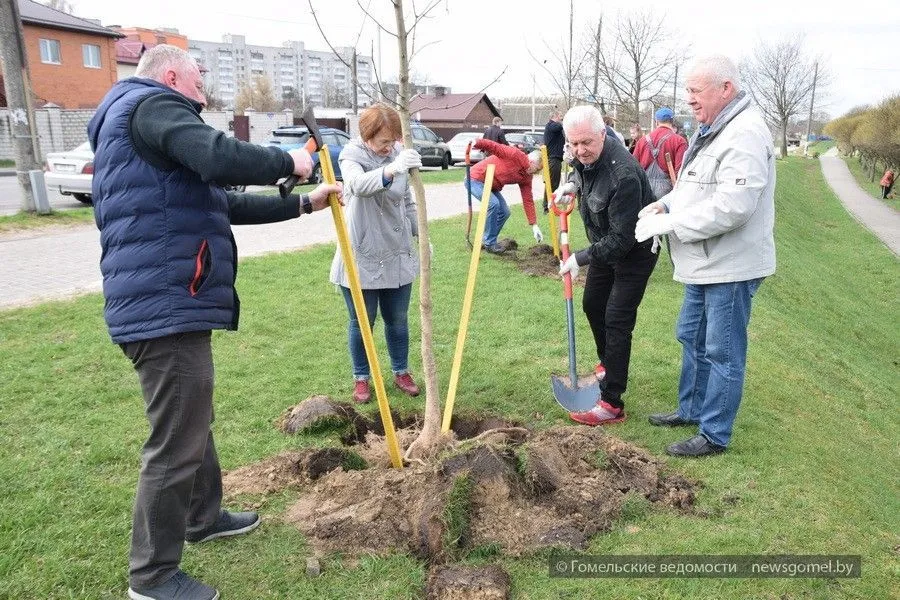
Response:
[120,330,222,588]
[543,157,563,210]
[582,244,658,408]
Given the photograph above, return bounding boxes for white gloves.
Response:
[387,149,422,177]
[559,254,579,279]
[635,213,675,243]
[552,182,576,202]
[638,201,667,219]
[532,224,544,243]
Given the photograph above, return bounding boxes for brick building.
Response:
[11,0,121,109]
[408,90,501,141]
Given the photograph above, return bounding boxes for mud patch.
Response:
[226,421,696,561]
[426,564,511,600]
[488,239,589,283]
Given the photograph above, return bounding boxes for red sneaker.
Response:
[353,380,371,404]
[394,372,420,396]
[569,400,626,426]
[595,363,606,381]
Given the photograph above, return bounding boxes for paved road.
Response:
[819,148,900,256]
[0,178,540,310]
[0,175,86,215]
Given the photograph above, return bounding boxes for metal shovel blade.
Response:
[551,374,601,413]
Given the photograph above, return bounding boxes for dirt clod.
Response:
[426,564,511,600]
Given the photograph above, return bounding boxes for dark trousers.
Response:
[120,331,222,588]
[582,245,658,408]
[543,157,563,210]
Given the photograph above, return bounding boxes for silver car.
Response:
[446,132,485,165]
[44,141,94,204]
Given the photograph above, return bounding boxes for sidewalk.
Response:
[819,148,900,256]
[0,179,539,310]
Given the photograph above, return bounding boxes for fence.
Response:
[0,107,297,160]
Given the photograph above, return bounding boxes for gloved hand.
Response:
[559,254,579,279]
[635,213,675,243]
[552,181,576,202]
[532,224,544,243]
[386,149,422,177]
[638,201,667,219]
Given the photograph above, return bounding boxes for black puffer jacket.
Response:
[570,138,655,265]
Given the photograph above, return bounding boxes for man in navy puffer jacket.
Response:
[88,44,341,600]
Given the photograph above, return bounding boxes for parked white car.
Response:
[44,141,94,204]
[446,132,485,165]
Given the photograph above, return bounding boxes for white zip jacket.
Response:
[661,92,776,285]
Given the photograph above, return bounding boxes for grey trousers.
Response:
[121,330,222,589]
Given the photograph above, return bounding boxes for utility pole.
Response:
[0,0,42,212]
[804,61,818,157]
[351,47,358,114]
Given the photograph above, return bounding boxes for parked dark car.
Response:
[265,126,352,182]
[506,132,538,154]
[410,122,452,169]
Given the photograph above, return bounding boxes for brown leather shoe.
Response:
[394,372,420,396]
[353,380,371,403]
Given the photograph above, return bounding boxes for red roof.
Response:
[408,93,500,122]
[116,39,153,65]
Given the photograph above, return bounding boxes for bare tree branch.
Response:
[355,0,397,38]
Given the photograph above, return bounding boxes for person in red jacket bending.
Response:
[880,169,895,199]
[632,107,688,200]
[466,138,543,253]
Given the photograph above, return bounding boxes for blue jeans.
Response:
[465,177,510,247]
[341,284,412,379]
[675,278,763,447]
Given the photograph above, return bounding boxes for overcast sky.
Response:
[67,0,899,118]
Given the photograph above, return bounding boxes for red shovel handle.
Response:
[553,192,576,300]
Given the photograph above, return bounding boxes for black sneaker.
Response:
[185,510,261,544]
[128,570,219,600]
[481,243,506,255]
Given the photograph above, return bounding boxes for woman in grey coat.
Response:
[330,104,423,403]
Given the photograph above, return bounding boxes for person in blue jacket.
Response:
[87,44,341,600]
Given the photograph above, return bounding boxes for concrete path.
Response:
[0,179,540,310]
[819,147,900,256]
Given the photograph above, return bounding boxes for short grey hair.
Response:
[563,105,605,136]
[527,150,542,169]
[690,55,742,93]
[136,44,198,80]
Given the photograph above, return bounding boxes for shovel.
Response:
[549,192,601,412]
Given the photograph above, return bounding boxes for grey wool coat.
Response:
[329,138,420,289]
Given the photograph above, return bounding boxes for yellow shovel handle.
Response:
[540,145,560,258]
[441,164,496,433]
[320,147,403,469]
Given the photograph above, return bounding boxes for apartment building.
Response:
[187,34,374,109]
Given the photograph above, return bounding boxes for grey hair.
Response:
[690,55,741,92]
[527,150,542,168]
[135,44,198,80]
[563,105,605,136]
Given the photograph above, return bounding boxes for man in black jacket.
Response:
[554,105,658,427]
[483,116,508,145]
[88,44,341,600]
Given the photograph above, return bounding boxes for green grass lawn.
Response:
[1,158,897,599]
[843,154,900,212]
[0,206,95,233]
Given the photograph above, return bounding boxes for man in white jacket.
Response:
[635,55,776,457]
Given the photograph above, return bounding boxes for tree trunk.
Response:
[780,121,788,159]
[393,0,441,457]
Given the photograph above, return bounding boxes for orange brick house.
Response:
[14,0,121,108]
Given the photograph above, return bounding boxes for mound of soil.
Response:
[488,239,589,283]
[224,397,696,563]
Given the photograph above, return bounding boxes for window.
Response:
[40,39,61,64]
[82,44,101,68]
